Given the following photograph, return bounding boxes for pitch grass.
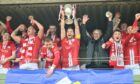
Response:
[0,74,140,84]
[134,75,140,84]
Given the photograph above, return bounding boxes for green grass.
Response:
[0,74,6,84]
[134,75,140,84]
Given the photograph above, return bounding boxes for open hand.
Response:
[46,69,54,77]
[106,11,112,21]
[6,16,12,21]
[101,43,106,49]
[82,14,89,24]
[28,15,35,25]
[135,13,140,20]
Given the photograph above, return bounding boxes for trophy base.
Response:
[65,19,73,25]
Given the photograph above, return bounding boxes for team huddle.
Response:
[0,8,140,76]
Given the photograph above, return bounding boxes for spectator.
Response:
[120,22,128,39]
[80,12,113,69]
[112,12,121,31]
[45,24,60,47]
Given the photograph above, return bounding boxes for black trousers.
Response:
[85,62,111,69]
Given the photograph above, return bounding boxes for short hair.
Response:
[92,29,102,35]
[66,27,74,32]
[44,36,52,42]
[22,24,27,30]
[113,29,121,33]
[28,25,38,34]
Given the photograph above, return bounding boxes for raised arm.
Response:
[113,18,120,31]
[45,28,51,37]
[29,16,44,39]
[74,18,80,39]
[102,40,113,49]
[11,25,22,44]
[112,12,121,31]
[0,21,6,29]
[81,15,91,44]
[132,13,140,29]
[132,13,140,40]
[123,34,133,45]
[103,11,113,42]
[46,47,60,77]
[6,16,13,34]
[60,10,66,40]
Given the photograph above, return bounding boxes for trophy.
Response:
[58,4,76,25]
[135,13,140,20]
[105,11,112,18]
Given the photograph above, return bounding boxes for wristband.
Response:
[50,65,55,70]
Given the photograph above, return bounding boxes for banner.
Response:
[5,69,133,84]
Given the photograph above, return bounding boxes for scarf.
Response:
[20,37,35,63]
[111,41,124,66]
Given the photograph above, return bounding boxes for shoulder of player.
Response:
[41,45,47,50]
[8,41,15,46]
[52,45,59,51]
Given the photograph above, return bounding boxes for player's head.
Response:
[112,29,121,42]
[49,24,57,34]
[2,30,10,41]
[120,23,127,32]
[27,26,36,36]
[92,29,102,40]
[66,27,74,39]
[44,37,53,49]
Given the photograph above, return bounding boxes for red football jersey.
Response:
[61,37,80,68]
[19,36,41,64]
[40,44,60,68]
[0,41,16,68]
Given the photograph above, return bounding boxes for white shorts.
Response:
[62,65,80,70]
[20,63,38,70]
[125,64,140,75]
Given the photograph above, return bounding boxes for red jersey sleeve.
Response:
[40,47,46,58]
[122,34,133,45]
[132,19,138,29]
[33,36,42,60]
[105,41,112,48]
[52,47,60,67]
[6,21,13,34]
[134,32,140,40]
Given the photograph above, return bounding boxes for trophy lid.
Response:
[64,4,73,10]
